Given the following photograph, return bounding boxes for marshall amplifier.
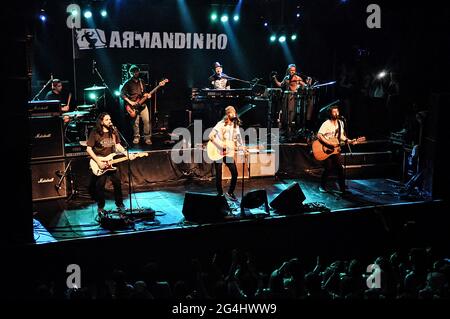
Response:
[28,100,61,117]
[31,159,67,201]
[30,116,64,160]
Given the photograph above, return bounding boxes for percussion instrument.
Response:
[84,85,106,91]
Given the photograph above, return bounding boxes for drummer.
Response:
[272,64,312,134]
[45,79,71,112]
[45,79,71,122]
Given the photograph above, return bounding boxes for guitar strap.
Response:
[139,79,144,95]
[337,119,342,143]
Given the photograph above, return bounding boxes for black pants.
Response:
[214,157,238,195]
[89,170,123,209]
[321,154,345,191]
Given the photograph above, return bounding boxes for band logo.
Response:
[75,29,228,51]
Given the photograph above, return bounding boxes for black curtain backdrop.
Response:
[32,0,437,131]
[29,0,450,153]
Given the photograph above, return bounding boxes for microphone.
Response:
[50,73,53,81]
[55,170,63,177]
[92,60,96,75]
[338,115,346,120]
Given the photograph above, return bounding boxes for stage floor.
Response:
[33,177,424,244]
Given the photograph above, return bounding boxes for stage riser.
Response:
[46,143,401,198]
[339,152,393,166]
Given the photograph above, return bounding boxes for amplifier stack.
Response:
[29,100,67,201]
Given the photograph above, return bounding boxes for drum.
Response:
[64,120,95,142]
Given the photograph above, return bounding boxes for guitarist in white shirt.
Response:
[86,112,127,216]
[317,105,348,194]
[208,106,243,201]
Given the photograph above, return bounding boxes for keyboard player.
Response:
[208,62,230,90]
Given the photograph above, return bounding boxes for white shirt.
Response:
[209,120,243,146]
[318,119,347,142]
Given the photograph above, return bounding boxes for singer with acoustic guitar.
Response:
[207,106,243,201]
[121,65,169,145]
[314,105,365,194]
[87,112,145,216]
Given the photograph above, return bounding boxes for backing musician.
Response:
[272,64,312,133]
[208,62,230,90]
[121,65,152,145]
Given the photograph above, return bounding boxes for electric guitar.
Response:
[90,152,148,176]
[125,79,169,118]
[312,136,366,161]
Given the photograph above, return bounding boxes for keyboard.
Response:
[197,88,254,99]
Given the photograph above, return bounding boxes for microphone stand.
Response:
[341,118,351,191]
[32,75,53,101]
[114,126,134,216]
[55,159,73,196]
[93,64,114,112]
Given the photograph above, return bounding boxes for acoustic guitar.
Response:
[206,139,249,162]
[312,136,365,161]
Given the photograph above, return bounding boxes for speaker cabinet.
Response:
[30,116,64,160]
[182,192,230,222]
[222,149,276,179]
[270,182,306,214]
[31,159,67,201]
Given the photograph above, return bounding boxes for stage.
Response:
[32,136,424,245]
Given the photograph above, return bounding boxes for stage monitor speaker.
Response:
[31,159,67,201]
[269,182,306,214]
[240,189,270,215]
[182,192,230,222]
[30,116,64,160]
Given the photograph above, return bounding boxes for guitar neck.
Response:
[137,85,162,104]
[149,84,162,96]
[111,156,131,165]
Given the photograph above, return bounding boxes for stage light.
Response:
[291,34,297,41]
[220,15,229,22]
[270,35,277,42]
[39,14,47,22]
[210,13,218,21]
[100,10,107,17]
[114,90,120,97]
[84,10,92,19]
[233,15,239,22]
[278,35,286,43]
[89,93,97,100]
[296,13,300,18]
[264,22,268,27]
[71,9,78,16]
[377,71,387,79]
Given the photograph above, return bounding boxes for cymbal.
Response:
[77,104,95,110]
[62,111,90,117]
[84,85,106,91]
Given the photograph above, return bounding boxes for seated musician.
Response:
[208,62,230,90]
[45,79,71,113]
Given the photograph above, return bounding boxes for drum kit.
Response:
[63,85,106,142]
